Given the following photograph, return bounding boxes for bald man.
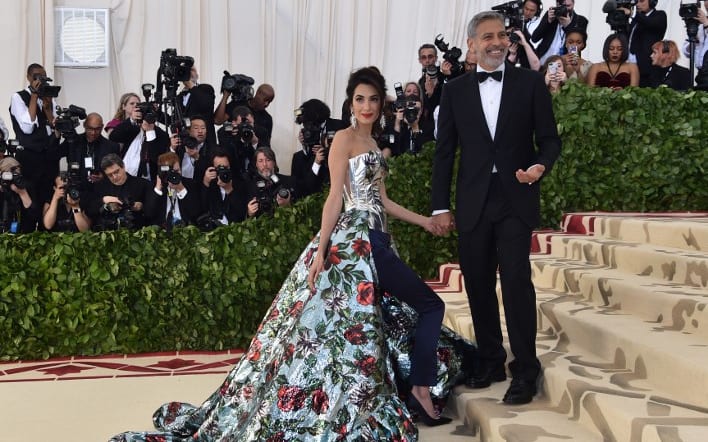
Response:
[215,83,275,145]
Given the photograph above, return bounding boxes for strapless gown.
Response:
[109,150,475,441]
[595,71,632,89]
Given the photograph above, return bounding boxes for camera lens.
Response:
[277,188,290,199]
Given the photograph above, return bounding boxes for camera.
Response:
[98,197,137,230]
[160,49,194,82]
[221,71,255,102]
[300,121,323,149]
[60,162,83,201]
[0,170,25,190]
[0,139,23,157]
[434,34,465,78]
[237,122,255,142]
[255,179,274,215]
[602,0,636,32]
[294,99,333,153]
[32,74,61,98]
[170,118,198,149]
[159,165,182,185]
[215,165,232,183]
[552,0,571,18]
[135,102,159,125]
[679,1,700,19]
[492,0,524,31]
[54,105,87,138]
[393,82,420,125]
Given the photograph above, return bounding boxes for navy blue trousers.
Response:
[369,229,445,386]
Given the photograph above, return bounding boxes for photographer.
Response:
[145,152,202,228]
[88,153,150,231]
[247,147,297,218]
[200,148,249,226]
[291,99,344,197]
[417,44,444,132]
[109,101,170,182]
[0,157,40,233]
[217,106,262,179]
[214,78,274,146]
[390,82,433,156]
[682,1,708,71]
[625,0,667,86]
[531,0,588,65]
[59,112,120,191]
[171,115,214,184]
[523,0,544,42]
[9,63,61,198]
[176,67,217,146]
[42,174,91,232]
[507,29,542,70]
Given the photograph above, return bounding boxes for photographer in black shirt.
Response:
[200,148,249,227]
[0,157,40,233]
[42,174,91,232]
[389,82,434,156]
[217,106,262,179]
[247,147,297,218]
[145,151,202,229]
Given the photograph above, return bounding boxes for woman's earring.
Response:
[350,112,357,129]
[379,114,386,130]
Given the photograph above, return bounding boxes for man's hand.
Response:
[431,212,455,236]
[558,13,571,27]
[441,61,453,76]
[276,191,292,207]
[247,197,259,217]
[203,167,217,187]
[515,164,545,185]
[313,146,326,165]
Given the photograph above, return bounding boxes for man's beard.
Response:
[479,46,508,69]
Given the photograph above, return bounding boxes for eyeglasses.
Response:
[419,54,436,60]
[85,126,104,132]
[104,167,123,178]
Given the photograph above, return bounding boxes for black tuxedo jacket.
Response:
[531,11,588,59]
[144,176,203,226]
[628,9,667,86]
[109,120,170,182]
[432,65,561,230]
[177,83,217,145]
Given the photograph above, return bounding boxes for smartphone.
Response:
[548,63,558,75]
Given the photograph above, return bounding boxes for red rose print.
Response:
[247,338,262,361]
[355,355,377,376]
[356,281,375,306]
[304,247,316,265]
[328,245,342,266]
[282,343,295,362]
[352,238,371,257]
[344,323,368,345]
[311,388,329,414]
[277,385,307,412]
[241,385,254,400]
[437,347,451,365]
[288,300,304,317]
[267,307,280,322]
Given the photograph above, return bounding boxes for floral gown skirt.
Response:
[110,209,475,441]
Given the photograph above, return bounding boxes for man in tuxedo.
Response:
[623,0,667,87]
[176,67,216,145]
[432,11,561,405]
[531,0,588,65]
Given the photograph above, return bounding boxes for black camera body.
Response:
[221,71,255,102]
[160,49,194,82]
[54,105,87,139]
[679,1,700,19]
[393,82,421,125]
[300,121,323,149]
[552,0,571,18]
[60,162,83,201]
[159,165,182,185]
[603,0,636,32]
[492,0,524,30]
[237,122,255,142]
[0,170,25,190]
[0,139,23,157]
[215,165,232,183]
[434,34,465,78]
[136,102,159,125]
[32,74,61,98]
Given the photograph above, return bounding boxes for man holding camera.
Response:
[389,83,433,156]
[531,0,588,65]
[176,67,217,146]
[109,102,170,182]
[59,112,120,192]
[171,115,214,185]
[417,44,444,132]
[247,146,297,218]
[218,106,262,179]
[682,1,708,71]
[200,148,249,226]
[9,63,61,199]
[291,99,344,197]
[145,151,202,228]
[624,0,667,87]
[0,156,40,233]
[88,153,150,231]
[214,82,274,146]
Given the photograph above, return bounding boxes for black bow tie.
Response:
[478,71,503,83]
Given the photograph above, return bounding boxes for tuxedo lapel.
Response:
[496,65,518,142]
[466,73,494,144]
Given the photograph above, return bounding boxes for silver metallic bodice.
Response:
[343,150,388,232]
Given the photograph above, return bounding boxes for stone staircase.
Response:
[438,212,708,442]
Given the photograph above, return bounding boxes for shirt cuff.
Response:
[175,187,188,199]
[153,187,163,196]
[432,209,450,215]
[311,162,321,175]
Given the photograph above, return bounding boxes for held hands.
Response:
[515,164,545,185]
[430,212,456,236]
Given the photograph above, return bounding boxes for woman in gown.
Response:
[110,67,474,442]
[587,33,639,90]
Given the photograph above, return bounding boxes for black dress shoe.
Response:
[502,377,537,405]
[406,394,452,427]
[465,364,506,389]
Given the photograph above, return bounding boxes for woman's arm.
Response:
[629,63,640,87]
[586,63,599,87]
[379,179,438,234]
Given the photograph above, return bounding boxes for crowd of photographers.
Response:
[1,0,706,234]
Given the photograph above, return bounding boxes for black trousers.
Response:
[369,229,445,386]
[457,174,540,382]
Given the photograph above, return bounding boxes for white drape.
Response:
[0,0,692,172]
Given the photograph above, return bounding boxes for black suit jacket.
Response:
[432,66,561,230]
[177,83,217,145]
[531,11,588,59]
[144,176,203,226]
[109,120,170,182]
[628,9,667,86]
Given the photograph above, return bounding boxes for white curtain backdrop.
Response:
[0,0,691,172]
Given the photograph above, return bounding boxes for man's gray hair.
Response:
[100,153,124,171]
[467,11,505,38]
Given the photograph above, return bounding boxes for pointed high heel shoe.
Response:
[406,394,452,427]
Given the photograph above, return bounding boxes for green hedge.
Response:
[1,85,706,361]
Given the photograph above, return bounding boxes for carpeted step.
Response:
[531,258,708,337]
[539,236,708,289]
[536,290,708,411]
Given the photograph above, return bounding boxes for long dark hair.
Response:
[345,66,388,137]
[602,33,629,63]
